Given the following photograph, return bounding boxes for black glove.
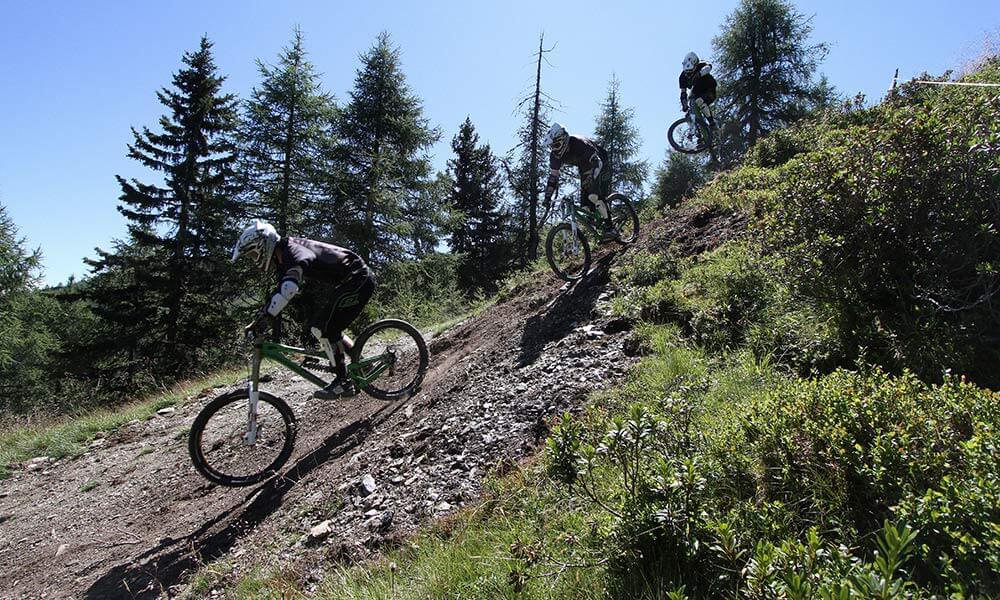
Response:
[681,99,689,112]
[245,312,272,339]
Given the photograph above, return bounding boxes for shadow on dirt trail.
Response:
[517,252,615,368]
[84,399,409,599]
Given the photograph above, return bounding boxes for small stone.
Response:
[390,476,405,485]
[359,474,377,496]
[55,544,69,557]
[364,509,380,518]
[309,520,333,540]
[434,501,453,513]
[156,407,176,416]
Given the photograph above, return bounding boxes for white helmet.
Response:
[231,219,280,271]
[682,52,700,74]
[544,122,569,157]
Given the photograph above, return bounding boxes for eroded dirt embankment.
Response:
[0,204,741,599]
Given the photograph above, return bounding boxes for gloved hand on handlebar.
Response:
[245,312,273,339]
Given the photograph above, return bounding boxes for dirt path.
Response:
[0,205,741,599]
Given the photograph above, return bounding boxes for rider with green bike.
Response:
[232,219,374,400]
[543,123,616,242]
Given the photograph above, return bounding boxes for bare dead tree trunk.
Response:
[527,34,544,262]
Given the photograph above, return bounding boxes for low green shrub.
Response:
[546,354,1000,597]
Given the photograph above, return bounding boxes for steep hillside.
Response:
[0,205,741,599]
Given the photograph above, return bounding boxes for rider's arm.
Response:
[265,266,303,317]
[588,149,603,180]
[679,72,689,111]
[545,152,561,201]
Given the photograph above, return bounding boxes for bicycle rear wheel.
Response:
[352,319,428,401]
[607,193,639,245]
[546,222,591,281]
[188,389,296,487]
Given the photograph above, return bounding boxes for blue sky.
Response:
[1,0,997,285]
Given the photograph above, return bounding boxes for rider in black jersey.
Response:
[543,122,615,239]
[231,220,375,399]
[680,51,718,129]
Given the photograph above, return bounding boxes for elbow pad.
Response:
[266,279,300,317]
[591,155,603,178]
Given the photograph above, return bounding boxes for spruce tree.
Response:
[713,0,833,149]
[593,75,648,198]
[87,36,239,375]
[447,118,510,294]
[240,28,337,238]
[653,152,706,209]
[336,32,439,266]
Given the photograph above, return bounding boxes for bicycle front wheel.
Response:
[607,193,639,245]
[188,389,296,487]
[546,222,591,281]
[352,319,429,401]
[667,117,709,154]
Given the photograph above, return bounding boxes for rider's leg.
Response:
[313,272,376,399]
[695,96,716,129]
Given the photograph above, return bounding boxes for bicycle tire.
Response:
[188,389,296,487]
[546,222,591,281]
[667,117,708,154]
[353,319,428,401]
[607,193,639,245]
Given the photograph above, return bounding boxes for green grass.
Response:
[79,479,99,492]
[0,366,245,479]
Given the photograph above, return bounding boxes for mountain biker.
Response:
[231,220,375,400]
[680,52,717,131]
[543,123,615,240]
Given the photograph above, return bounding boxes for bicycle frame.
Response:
[242,338,395,443]
[558,195,603,238]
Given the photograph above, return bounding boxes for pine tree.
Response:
[87,36,240,375]
[240,28,337,238]
[447,118,510,294]
[593,75,648,198]
[713,0,833,149]
[335,32,440,266]
[653,152,706,209]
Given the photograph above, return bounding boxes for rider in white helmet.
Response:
[543,122,615,240]
[232,219,375,400]
[680,51,718,129]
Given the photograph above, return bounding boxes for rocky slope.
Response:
[0,204,740,599]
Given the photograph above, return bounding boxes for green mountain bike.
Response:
[545,192,639,281]
[188,318,428,487]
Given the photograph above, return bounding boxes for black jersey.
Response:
[679,62,718,101]
[549,135,604,174]
[273,236,368,289]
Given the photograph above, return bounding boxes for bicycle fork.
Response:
[244,348,262,445]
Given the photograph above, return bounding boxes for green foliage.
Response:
[365,252,470,330]
[86,36,241,381]
[239,27,337,238]
[593,75,649,198]
[446,117,513,295]
[713,0,834,150]
[753,62,1000,384]
[336,32,441,267]
[545,330,999,597]
[653,152,707,209]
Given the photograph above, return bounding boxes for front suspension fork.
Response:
[244,348,262,445]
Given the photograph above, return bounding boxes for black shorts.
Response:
[309,271,375,340]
